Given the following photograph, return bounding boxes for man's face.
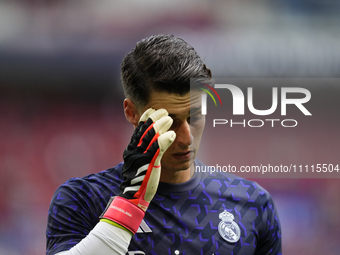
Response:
[140,90,205,176]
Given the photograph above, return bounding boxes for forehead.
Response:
[143,90,202,116]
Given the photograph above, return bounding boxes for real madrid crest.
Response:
[218,210,241,243]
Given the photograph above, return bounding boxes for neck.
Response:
[159,164,195,184]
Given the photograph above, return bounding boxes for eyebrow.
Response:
[168,113,177,118]
[191,107,201,114]
[168,107,201,118]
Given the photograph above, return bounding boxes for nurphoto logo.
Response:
[194,78,312,128]
[197,82,222,115]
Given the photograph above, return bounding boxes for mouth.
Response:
[172,151,192,161]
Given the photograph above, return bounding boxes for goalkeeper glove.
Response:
[100,108,176,234]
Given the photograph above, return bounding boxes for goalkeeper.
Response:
[46,34,281,255]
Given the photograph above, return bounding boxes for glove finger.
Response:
[153,131,176,166]
[147,108,168,123]
[139,108,155,122]
[128,109,155,148]
[138,116,173,152]
[134,108,168,147]
[143,131,176,204]
[153,116,173,135]
[138,108,168,125]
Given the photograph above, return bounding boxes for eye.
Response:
[170,118,181,129]
[187,115,202,125]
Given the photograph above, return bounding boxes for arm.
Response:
[47,108,175,255]
[255,188,282,255]
[55,222,132,255]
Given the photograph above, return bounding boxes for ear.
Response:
[124,99,140,128]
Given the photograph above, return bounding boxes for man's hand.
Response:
[100,108,175,234]
[119,108,175,210]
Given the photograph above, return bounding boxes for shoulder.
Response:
[46,163,126,254]
[49,163,124,218]
[59,163,123,191]
[46,163,125,254]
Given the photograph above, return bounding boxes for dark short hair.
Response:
[121,34,212,108]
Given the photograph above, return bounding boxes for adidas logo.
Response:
[136,219,152,233]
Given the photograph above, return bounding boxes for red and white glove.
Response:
[100,108,175,234]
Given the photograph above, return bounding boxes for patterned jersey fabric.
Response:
[46,159,281,255]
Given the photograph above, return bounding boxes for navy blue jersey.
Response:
[46,160,281,255]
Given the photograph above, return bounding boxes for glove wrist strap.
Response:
[101,196,145,234]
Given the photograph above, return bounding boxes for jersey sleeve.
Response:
[255,185,282,255]
[46,179,102,255]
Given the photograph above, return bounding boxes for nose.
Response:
[175,121,192,147]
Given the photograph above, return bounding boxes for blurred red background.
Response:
[0,0,340,254]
